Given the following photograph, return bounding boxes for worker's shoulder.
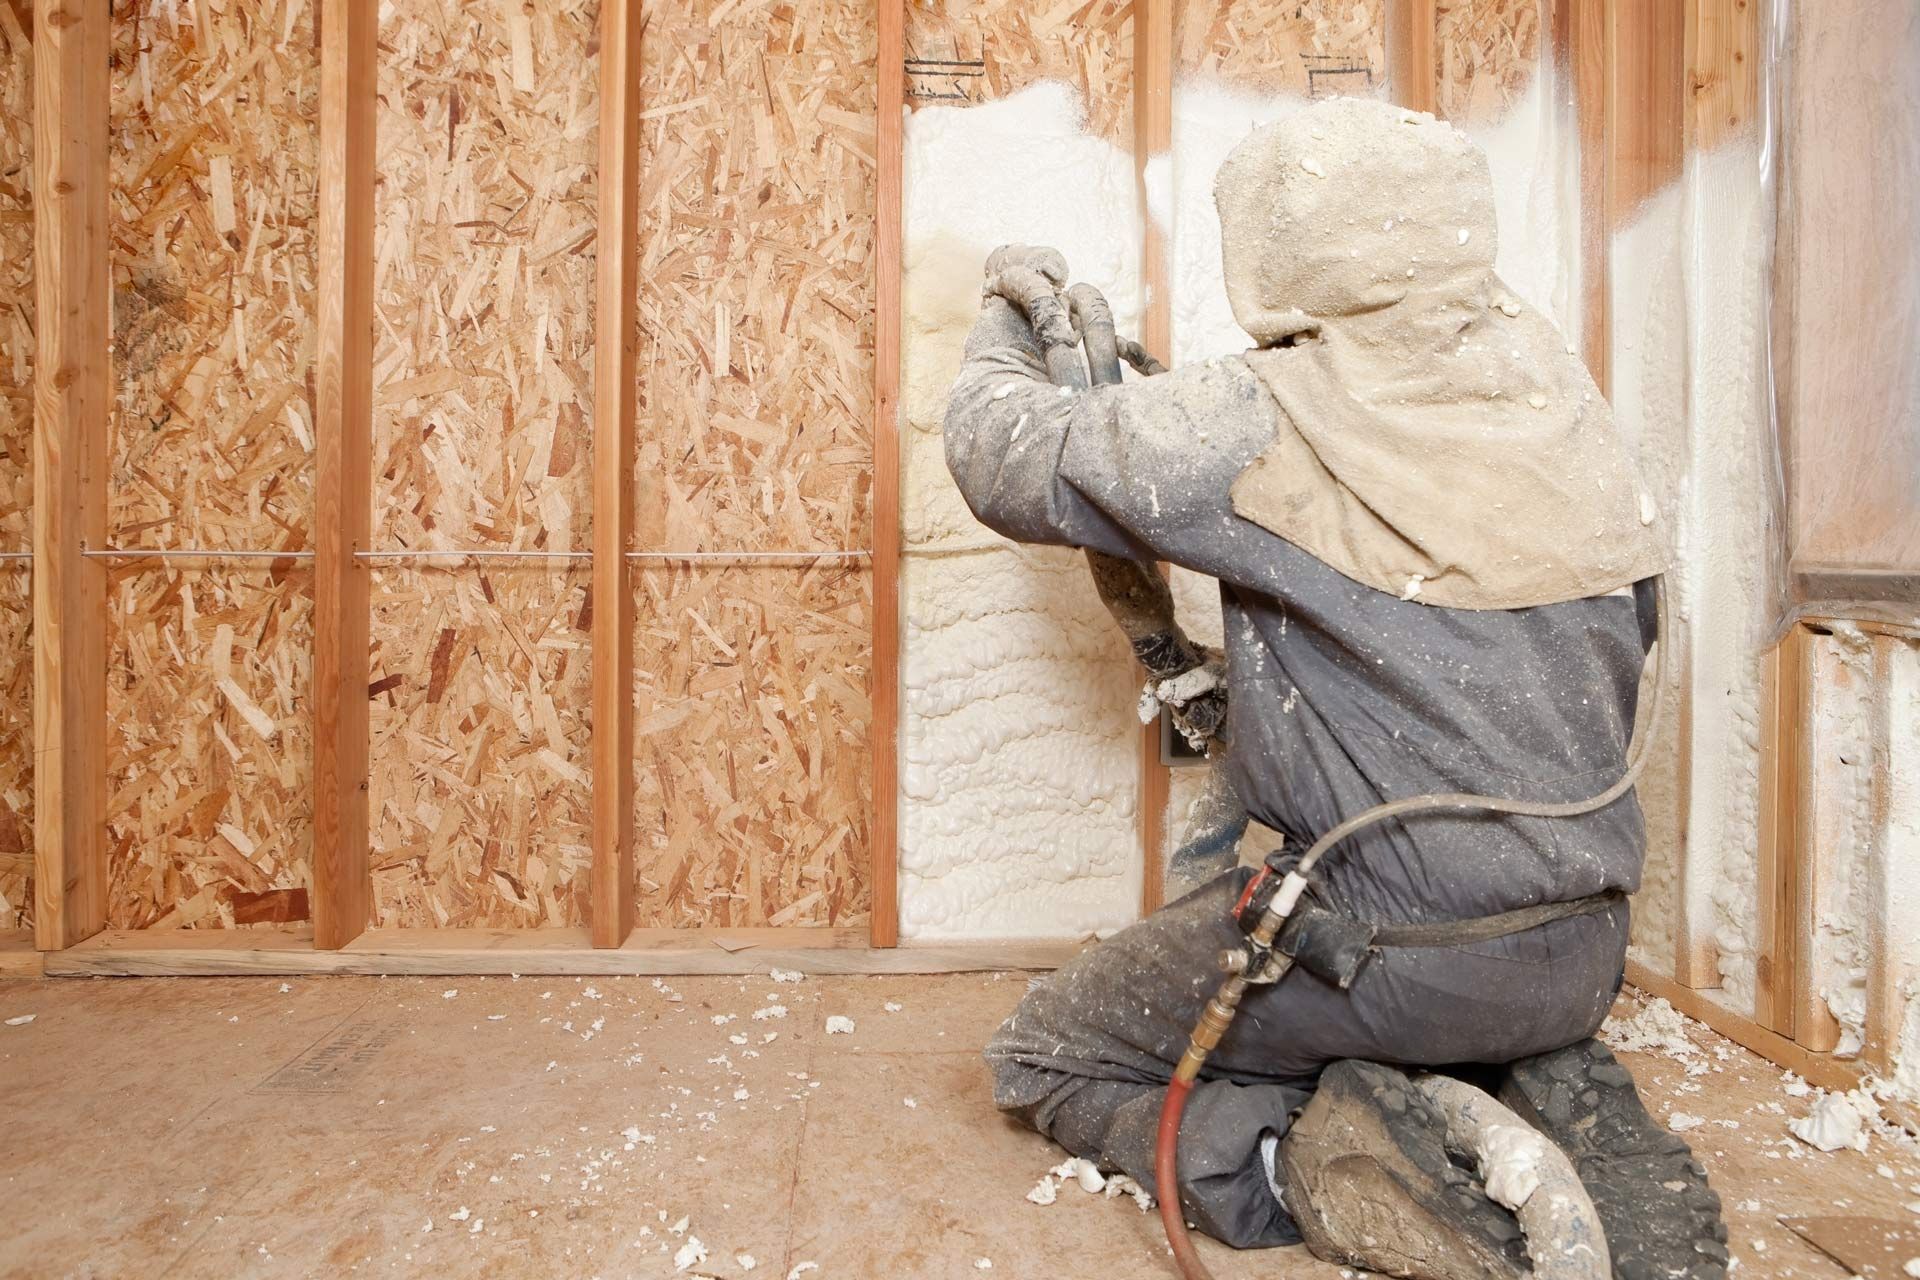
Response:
[1081,353,1281,469]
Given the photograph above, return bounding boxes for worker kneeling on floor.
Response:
[941,96,1728,1280]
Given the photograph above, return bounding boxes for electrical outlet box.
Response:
[1158,707,1209,767]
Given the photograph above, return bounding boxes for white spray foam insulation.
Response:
[1453,68,1583,341]
[1145,78,1313,369]
[896,82,1145,939]
[1609,181,1689,971]
[1884,642,1920,1101]
[1610,140,1776,1008]
[1806,626,1878,1057]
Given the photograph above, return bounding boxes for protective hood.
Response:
[1216,97,1668,609]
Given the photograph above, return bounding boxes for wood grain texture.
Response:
[0,0,33,931]
[1388,0,1438,112]
[32,0,110,952]
[1135,0,1173,917]
[1134,0,1173,362]
[869,0,903,948]
[1435,0,1542,124]
[907,0,1136,143]
[104,562,315,928]
[1774,0,1920,586]
[367,0,600,929]
[1755,622,1808,1036]
[1176,0,1384,97]
[0,929,39,975]
[1604,0,1684,223]
[629,0,875,929]
[1684,0,1759,150]
[313,0,376,948]
[102,0,319,929]
[588,0,640,949]
[45,925,1085,976]
[1556,0,1609,387]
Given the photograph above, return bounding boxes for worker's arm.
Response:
[944,297,1286,587]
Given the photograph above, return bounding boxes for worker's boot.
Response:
[1497,1038,1729,1280]
[1280,1060,1529,1280]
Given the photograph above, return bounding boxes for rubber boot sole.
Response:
[1281,1060,1529,1280]
[1498,1038,1729,1280]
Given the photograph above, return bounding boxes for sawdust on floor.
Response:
[0,974,1912,1278]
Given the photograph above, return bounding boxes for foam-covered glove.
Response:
[984,243,1068,287]
[982,244,1076,351]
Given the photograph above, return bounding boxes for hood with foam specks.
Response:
[1213,97,1669,610]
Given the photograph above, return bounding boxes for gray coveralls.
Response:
[946,298,1653,1250]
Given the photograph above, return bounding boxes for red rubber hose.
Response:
[1155,1076,1217,1280]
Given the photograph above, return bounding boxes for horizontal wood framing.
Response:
[42,927,1084,977]
[1626,960,1919,1135]
[0,930,42,977]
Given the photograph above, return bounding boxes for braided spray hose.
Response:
[1155,576,1671,1280]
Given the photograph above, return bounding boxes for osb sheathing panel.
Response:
[0,0,32,929]
[1176,0,1385,95]
[106,565,314,926]
[105,0,318,928]
[367,0,599,928]
[905,0,1136,144]
[630,0,875,928]
[632,563,871,927]
[1437,0,1543,124]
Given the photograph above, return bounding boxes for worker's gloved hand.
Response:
[985,243,1069,288]
[983,244,1077,351]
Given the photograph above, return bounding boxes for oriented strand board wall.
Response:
[1437,0,1543,123]
[368,0,600,928]
[627,0,876,930]
[104,0,317,928]
[0,0,31,930]
[1176,0,1384,95]
[905,0,1135,140]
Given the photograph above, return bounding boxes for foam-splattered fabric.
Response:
[946,275,1656,1252]
[1214,97,1668,610]
[984,869,1629,1248]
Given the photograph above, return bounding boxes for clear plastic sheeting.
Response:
[1621,0,1920,1002]
[1771,0,1920,624]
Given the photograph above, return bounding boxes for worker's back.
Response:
[1210,515,1654,926]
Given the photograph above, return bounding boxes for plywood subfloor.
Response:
[0,976,1911,1279]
